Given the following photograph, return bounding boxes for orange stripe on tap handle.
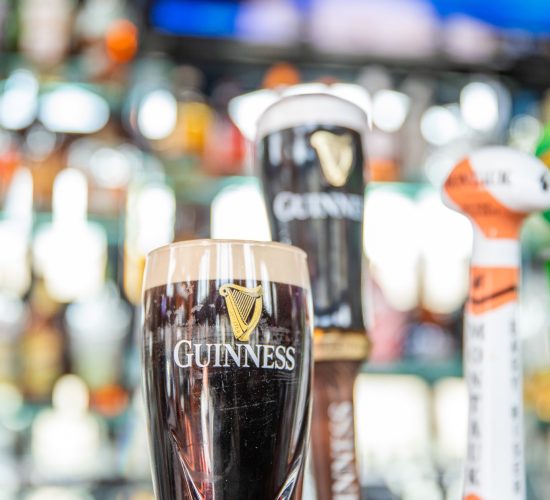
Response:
[444,159,525,239]
[468,266,519,315]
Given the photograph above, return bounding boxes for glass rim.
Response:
[147,238,307,260]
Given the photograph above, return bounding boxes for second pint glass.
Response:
[142,239,313,500]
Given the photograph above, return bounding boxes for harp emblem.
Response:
[311,130,353,187]
[219,284,263,341]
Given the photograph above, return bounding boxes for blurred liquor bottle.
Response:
[523,122,550,425]
[203,79,246,176]
[0,132,21,202]
[19,0,75,68]
[31,374,109,481]
[66,135,140,217]
[20,281,65,402]
[65,282,131,391]
[32,169,108,303]
[0,295,26,385]
[24,125,65,212]
[0,167,33,298]
[146,65,213,162]
[123,179,175,305]
[358,67,402,183]
[174,65,213,159]
[65,281,132,419]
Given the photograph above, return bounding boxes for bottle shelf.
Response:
[360,356,463,385]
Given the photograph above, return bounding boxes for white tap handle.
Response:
[463,234,523,500]
[442,147,550,500]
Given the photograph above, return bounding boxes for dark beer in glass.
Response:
[142,239,313,499]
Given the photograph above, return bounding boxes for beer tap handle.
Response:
[442,147,550,500]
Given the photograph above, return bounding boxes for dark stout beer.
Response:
[257,94,369,500]
[142,240,312,500]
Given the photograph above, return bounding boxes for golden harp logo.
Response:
[219,284,263,342]
[310,130,353,187]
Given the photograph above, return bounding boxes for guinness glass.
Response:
[257,94,369,500]
[142,239,313,500]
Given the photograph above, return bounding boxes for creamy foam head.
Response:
[143,239,310,291]
[256,93,369,141]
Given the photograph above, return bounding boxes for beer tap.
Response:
[442,147,550,500]
[256,91,369,500]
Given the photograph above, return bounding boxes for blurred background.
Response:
[2,1,550,499]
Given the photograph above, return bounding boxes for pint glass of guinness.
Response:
[142,239,313,500]
[257,93,369,500]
